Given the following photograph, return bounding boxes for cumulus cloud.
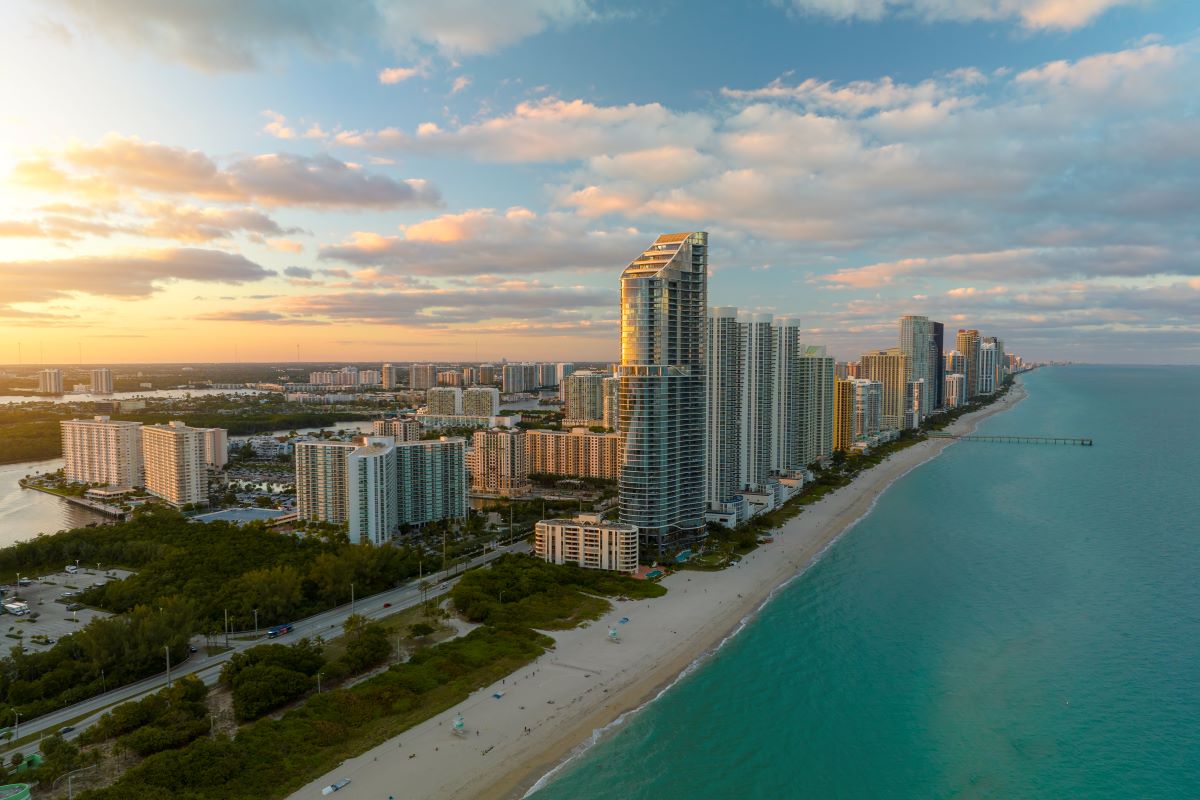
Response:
[776,0,1141,30]
[318,207,647,275]
[48,0,596,71]
[0,248,274,310]
[12,135,441,209]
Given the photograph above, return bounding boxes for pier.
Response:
[928,433,1093,446]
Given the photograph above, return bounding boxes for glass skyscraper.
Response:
[619,232,708,555]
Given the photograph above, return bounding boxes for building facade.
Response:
[945,373,967,408]
[60,416,144,487]
[38,369,63,394]
[859,348,910,430]
[426,387,463,416]
[395,437,468,527]
[833,379,856,452]
[619,232,707,554]
[602,376,620,432]
[470,429,530,496]
[956,329,981,398]
[409,364,438,391]
[534,513,639,574]
[89,368,114,394]
[525,428,622,480]
[372,416,420,442]
[200,427,228,469]
[346,437,398,546]
[899,315,935,420]
[562,371,607,426]
[142,421,208,507]
[295,441,357,524]
[463,387,500,417]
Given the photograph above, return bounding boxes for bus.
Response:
[267,624,294,639]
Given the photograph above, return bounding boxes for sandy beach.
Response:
[291,382,1027,800]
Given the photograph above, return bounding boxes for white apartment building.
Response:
[347,437,398,546]
[409,364,438,390]
[381,363,399,389]
[602,376,620,432]
[979,341,998,395]
[395,437,468,526]
[463,387,500,417]
[295,440,357,524]
[427,387,463,416]
[142,421,208,507]
[562,370,606,426]
[470,428,530,496]
[89,368,114,394]
[945,373,967,408]
[38,369,64,394]
[437,370,463,387]
[525,428,622,480]
[534,513,639,574]
[200,427,229,469]
[60,416,144,487]
[852,378,883,440]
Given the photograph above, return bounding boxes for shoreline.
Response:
[289,381,1028,800]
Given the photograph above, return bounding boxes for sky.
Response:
[1,0,1197,365]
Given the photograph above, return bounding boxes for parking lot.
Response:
[0,567,135,653]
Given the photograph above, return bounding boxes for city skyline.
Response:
[2,2,1198,364]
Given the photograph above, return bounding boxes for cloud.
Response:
[0,248,274,310]
[136,202,299,242]
[379,65,424,84]
[450,75,472,94]
[48,0,596,71]
[775,0,1141,30]
[261,110,295,139]
[283,266,315,279]
[13,135,441,209]
[318,207,647,275]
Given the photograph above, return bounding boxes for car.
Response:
[188,645,198,653]
[439,582,449,590]
[59,725,75,735]
[382,602,392,608]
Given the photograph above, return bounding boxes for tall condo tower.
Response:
[705,307,741,508]
[956,329,981,398]
[619,232,707,555]
[739,312,775,493]
[899,315,934,420]
[931,321,945,409]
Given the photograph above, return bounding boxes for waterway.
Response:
[0,388,264,406]
[0,459,110,549]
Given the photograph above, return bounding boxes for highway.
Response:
[4,540,528,758]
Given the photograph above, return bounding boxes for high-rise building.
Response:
[346,437,398,546]
[602,376,620,432]
[142,421,208,507]
[479,364,498,384]
[956,329,981,398]
[978,340,998,395]
[38,369,63,394]
[89,368,114,394]
[706,307,741,508]
[562,371,607,426]
[470,429,530,496]
[833,378,856,452]
[932,321,945,410]
[373,416,420,442]
[525,428,622,480]
[945,373,966,408]
[60,416,143,487]
[852,379,883,440]
[502,363,540,393]
[534,514,639,574]
[799,345,835,465]
[899,315,935,420]
[381,363,399,390]
[200,428,228,469]
[619,232,707,554]
[461,367,478,386]
[358,369,381,386]
[739,313,775,493]
[859,348,910,430]
[463,387,500,417]
[409,364,438,391]
[437,370,463,387]
[395,437,467,527]
[904,379,925,429]
[945,350,965,378]
[556,363,576,387]
[771,317,805,474]
[426,387,463,416]
[295,441,357,524]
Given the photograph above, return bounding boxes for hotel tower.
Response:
[619,232,707,555]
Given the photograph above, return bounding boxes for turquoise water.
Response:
[532,366,1200,799]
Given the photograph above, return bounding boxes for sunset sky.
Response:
[1,0,1198,364]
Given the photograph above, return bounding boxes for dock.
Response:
[928,433,1093,446]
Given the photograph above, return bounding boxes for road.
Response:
[4,540,528,757]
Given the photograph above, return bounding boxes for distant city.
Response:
[27,232,1028,574]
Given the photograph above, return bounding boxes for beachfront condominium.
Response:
[525,428,622,480]
[853,379,884,440]
[945,373,966,408]
[932,321,945,409]
[295,440,358,524]
[562,371,607,427]
[978,340,998,395]
[833,379,855,452]
[945,350,965,382]
[899,315,936,420]
[38,368,64,394]
[200,428,228,469]
[956,329,981,398]
[904,380,925,429]
[603,377,620,432]
[89,368,114,394]
[799,345,836,466]
[619,232,707,554]
[860,348,911,430]
[409,364,438,391]
[373,416,420,442]
[740,313,775,493]
[427,387,463,416]
[706,307,742,509]
[60,416,144,487]
[395,437,468,526]
[470,428,530,496]
[534,513,639,574]
[381,363,399,389]
[142,421,208,507]
[346,437,398,545]
[463,387,500,417]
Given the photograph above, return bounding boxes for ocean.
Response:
[530,365,1200,799]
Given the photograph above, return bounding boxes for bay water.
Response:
[532,366,1200,799]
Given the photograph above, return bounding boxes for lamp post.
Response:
[165,645,172,688]
[350,583,355,615]
[317,672,323,694]
[13,709,20,740]
[253,609,259,638]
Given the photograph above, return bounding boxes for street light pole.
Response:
[165,645,172,688]
[350,583,355,614]
[253,609,259,638]
[13,709,20,740]
[317,672,322,693]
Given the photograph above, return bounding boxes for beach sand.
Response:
[290,383,1027,800]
